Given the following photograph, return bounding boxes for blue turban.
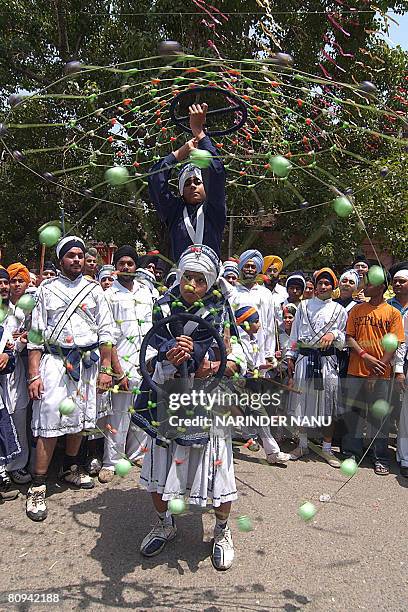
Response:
[238,250,263,274]
[222,260,239,279]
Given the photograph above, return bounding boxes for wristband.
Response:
[28,374,41,384]
[358,350,367,359]
[115,373,125,382]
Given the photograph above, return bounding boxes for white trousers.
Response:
[102,391,147,469]
[6,406,29,471]
[397,388,408,467]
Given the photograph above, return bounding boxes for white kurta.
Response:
[232,283,276,358]
[397,313,408,466]
[2,304,30,471]
[3,304,28,414]
[286,297,347,419]
[103,279,154,465]
[29,274,115,438]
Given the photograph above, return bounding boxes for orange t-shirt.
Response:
[346,302,404,378]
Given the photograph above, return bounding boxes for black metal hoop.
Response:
[169,86,248,136]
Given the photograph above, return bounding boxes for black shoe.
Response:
[400,466,408,478]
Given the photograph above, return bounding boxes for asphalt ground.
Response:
[1,440,408,612]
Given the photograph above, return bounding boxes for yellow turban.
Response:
[313,267,338,289]
[7,262,30,285]
[262,255,283,275]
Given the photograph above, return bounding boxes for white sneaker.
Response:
[140,519,177,557]
[290,446,310,460]
[59,464,95,489]
[10,468,32,484]
[267,451,291,464]
[26,485,47,521]
[212,526,234,571]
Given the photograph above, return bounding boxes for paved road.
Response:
[1,442,408,612]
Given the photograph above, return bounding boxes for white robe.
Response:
[29,274,115,438]
[232,283,276,358]
[103,279,154,465]
[286,297,347,419]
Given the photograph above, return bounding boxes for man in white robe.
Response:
[26,236,115,521]
[286,268,347,467]
[98,245,153,483]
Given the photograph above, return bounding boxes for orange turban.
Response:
[262,255,283,275]
[7,262,30,285]
[313,267,338,289]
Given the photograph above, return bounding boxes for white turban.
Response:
[339,269,359,288]
[394,269,408,281]
[97,265,115,282]
[178,164,202,196]
[176,244,220,290]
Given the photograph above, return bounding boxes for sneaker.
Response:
[26,485,47,521]
[85,456,102,476]
[140,519,177,557]
[267,451,291,465]
[59,464,95,489]
[9,468,32,484]
[318,449,341,468]
[98,467,115,484]
[212,526,234,571]
[0,467,19,500]
[290,446,310,461]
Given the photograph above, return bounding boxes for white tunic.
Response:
[3,304,28,414]
[286,297,347,419]
[232,283,276,358]
[29,274,115,438]
[105,279,154,386]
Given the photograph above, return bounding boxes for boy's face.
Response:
[364,282,384,298]
[283,312,295,333]
[339,276,356,298]
[303,281,315,299]
[225,273,238,285]
[354,262,368,278]
[393,275,408,299]
[180,271,208,304]
[183,177,206,205]
[287,284,303,301]
[248,320,260,334]
[316,279,333,299]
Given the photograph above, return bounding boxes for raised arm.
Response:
[148,139,197,226]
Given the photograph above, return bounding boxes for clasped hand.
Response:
[166,335,194,367]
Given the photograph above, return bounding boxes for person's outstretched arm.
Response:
[189,104,226,220]
[148,138,197,225]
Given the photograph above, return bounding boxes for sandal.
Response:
[374,463,389,476]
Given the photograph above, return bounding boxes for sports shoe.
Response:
[318,449,341,468]
[85,456,102,476]
[59,464,95,489]
[0,467,19,500]
[212,526,234,571]
[140,519,177,557]
[267,451,291,464]
[9,468,32,484]
[290,446,310,460]
[26,485,47,521]
[98,467,115,483]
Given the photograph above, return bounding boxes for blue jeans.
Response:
[341,376,392,466]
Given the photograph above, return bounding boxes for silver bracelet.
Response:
[27,374,41,384]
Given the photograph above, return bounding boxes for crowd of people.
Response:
[0,102,406,573]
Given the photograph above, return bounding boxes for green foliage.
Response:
[0,0,407,268]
